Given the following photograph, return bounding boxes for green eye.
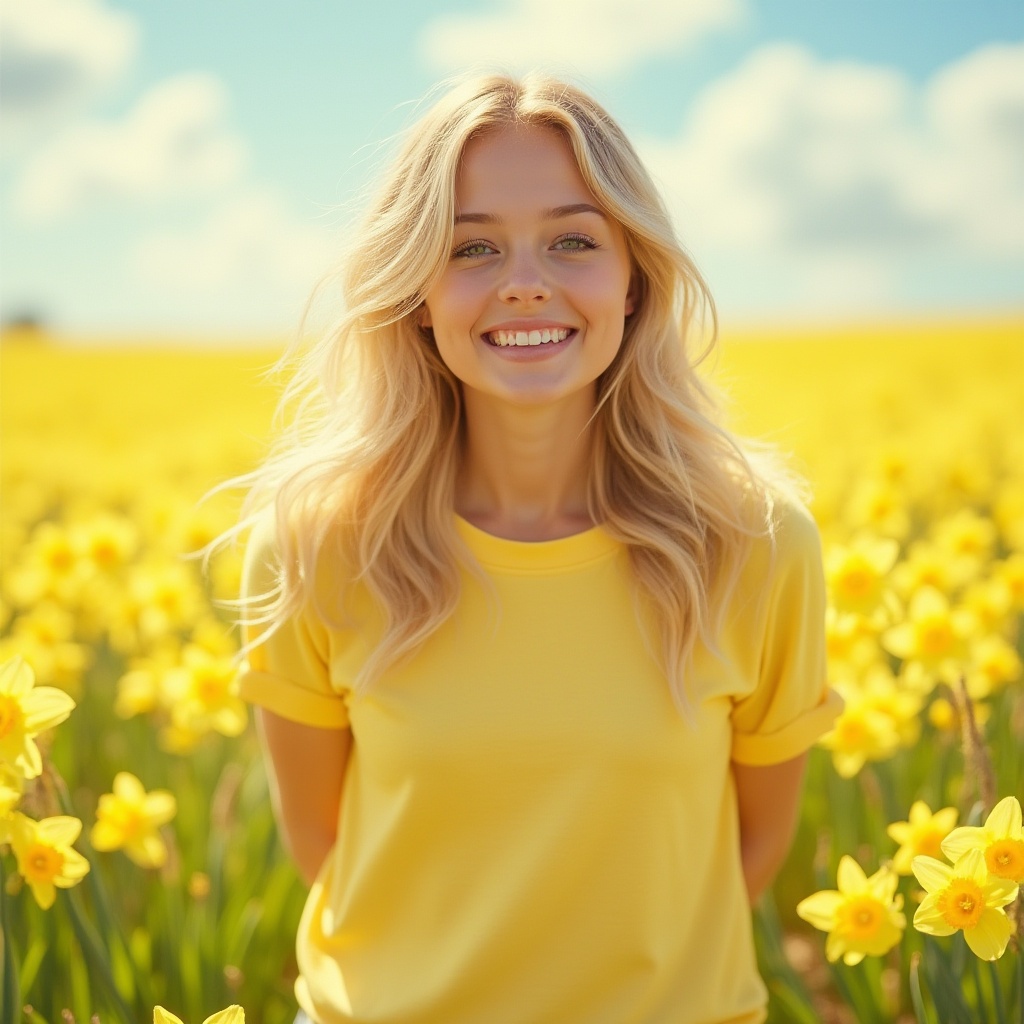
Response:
[554,234,596,252]
[454,240,495,258]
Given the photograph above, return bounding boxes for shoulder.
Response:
[729,487,823,613]
[768,490,822,566]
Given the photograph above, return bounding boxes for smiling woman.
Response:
[422,124,635,414]
[221,73,841,1024]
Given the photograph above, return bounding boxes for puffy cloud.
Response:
[419,0,746,78]
[0,0,137,144]
[130,187,336,330]
[11,74,247,221]
[635,41,1024,314]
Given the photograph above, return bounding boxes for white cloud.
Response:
[635,41,1024,315]
[0,0,137,145]
[11,74,247,221]
[419,0,746,78]
[131,187,336,330]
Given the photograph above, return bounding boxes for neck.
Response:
[455,387,599,541]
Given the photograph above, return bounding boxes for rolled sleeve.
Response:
[731,500,843,766]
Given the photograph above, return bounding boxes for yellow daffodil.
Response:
[0,655,76,779]
[71,513,138,574]
[933,509,996,569]
[912,848,1018,960]
[825,534,899,619]
[966,635,1022,700]
[91,771,177,868]
[154,1006,244,1024]
[882,586,975,684]
[845,479,910,540]
[994,553,1024,608]
[824,608,881,681]
[890,542,958,599]
[0,762,25,843]
[9,811,90,909]
[886,801,959,875]
[796,856,905,964]
[941,796,1024,885]
[817,678,902,778]
[165,645,247,740]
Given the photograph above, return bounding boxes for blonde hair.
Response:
[228,72,794,716]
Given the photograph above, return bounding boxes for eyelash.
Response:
[450,233,599,259]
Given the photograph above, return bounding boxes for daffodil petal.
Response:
[28,877,57,910]
[143,791,177,824]
[204,1008,245,1024]
[37,815,82,846]
[837,855,868,892]
[985,796,1022,838]
[91,819,124,851]
[20,687,76,733]
[911,855,953,893]
[114,771,146,801]
[913,895,956,935]
[0,656,34,696]
[154,1009,185,1024]
[982,877,1020,909]
[941,825,987,861]
[963,908,1011,961]
[796,890,843,930]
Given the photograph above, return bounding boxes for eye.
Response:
[452,239,496,258]
[552,232,598,253]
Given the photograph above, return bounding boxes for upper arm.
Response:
[256,707,353,845]
[732,752,808,847]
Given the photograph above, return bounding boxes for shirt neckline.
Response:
[454,514,620,572]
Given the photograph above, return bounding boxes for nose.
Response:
[496,250,551,304]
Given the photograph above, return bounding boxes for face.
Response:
[421,124,635,409]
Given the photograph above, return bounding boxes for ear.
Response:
[418,305,432,330]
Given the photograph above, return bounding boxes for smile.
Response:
[485,328,573,348]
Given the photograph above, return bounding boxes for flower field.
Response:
[1,320,1022,1023]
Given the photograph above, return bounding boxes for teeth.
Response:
[488,328,571,347]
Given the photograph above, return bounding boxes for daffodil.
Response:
[796,856,905,964]
[9,811,90,909]
[91,771,177,868]
[882,586,975,684]
[0,655,76,779]
[941,796,1024,885]
[886,801,959,875]
[825,534,899,619]
[816,678,902,778]
[912,848,1018,960]
[154,1006,244,1024]
[164,645,247,740]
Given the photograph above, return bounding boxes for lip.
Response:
[482,320,577,334]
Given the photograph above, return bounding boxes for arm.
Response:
[732,752,808,905]
[256,707,353,887]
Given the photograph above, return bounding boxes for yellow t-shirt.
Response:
[238,499,841,1024]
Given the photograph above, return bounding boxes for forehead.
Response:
[454,124,597,213]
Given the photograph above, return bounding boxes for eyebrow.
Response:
[453,203,607,225]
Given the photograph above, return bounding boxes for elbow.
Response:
[280,821,335,887]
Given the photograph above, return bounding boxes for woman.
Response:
[233,73,842,1024]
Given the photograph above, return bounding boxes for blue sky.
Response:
[1,0,1021,340]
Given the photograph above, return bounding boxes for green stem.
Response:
[0,855,22,1024]
[54,772,156,1010]
[64,885,136,1024]
[972,951,992,1024]
[909,952,933,1024]
[988,960,1007,1024]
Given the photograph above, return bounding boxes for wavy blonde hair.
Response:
[227,72,794,716]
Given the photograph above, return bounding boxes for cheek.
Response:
[424,276,482,335]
